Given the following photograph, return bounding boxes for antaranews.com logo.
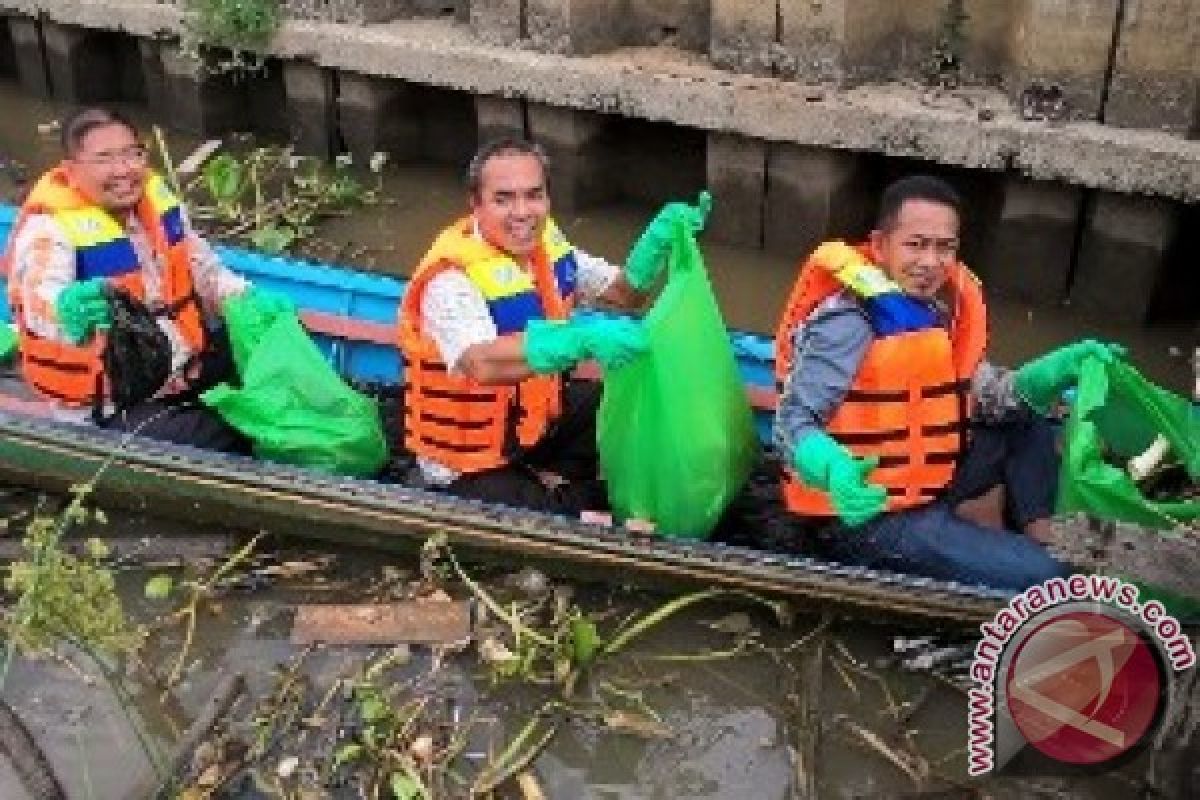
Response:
[967,573,1196,776]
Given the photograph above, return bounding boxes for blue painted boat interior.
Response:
[0,203,778,440]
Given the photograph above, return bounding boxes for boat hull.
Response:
[0,202,1010,624]
[0,406,1009,624]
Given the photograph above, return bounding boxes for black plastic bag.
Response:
[98,287,171,416]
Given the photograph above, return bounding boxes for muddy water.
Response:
[1,503,1187,800]
[0,80,1197,798]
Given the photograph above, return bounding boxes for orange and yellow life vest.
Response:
[397,216,579,474]
[5,167,204,405]
[775,242,988,515]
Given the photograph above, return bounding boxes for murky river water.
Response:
[0,80,1197,798]
[2,502,1190,800]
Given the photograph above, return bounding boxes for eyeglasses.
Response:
[75,146,149,167]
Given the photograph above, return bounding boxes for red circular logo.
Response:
[1004,610,1163,766]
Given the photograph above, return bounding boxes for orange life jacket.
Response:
[4,167,204,406]
[397,216,579,474]
[775,242,988,515]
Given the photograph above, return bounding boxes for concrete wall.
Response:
[1104,0,1199,135]
[5,14,51,97]
[521,0,710,56]
[622,0,710,52]
[1005,0,1120,120]
[285,0,466,24]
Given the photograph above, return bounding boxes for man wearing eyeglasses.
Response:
[5,107,255,451]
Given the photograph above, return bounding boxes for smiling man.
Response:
[399,138,709,513]
[5,107,260,451]
[773,175,1121,590]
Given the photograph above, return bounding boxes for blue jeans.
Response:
[818,415,1070,591]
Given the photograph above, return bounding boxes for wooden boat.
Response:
[0,204,1009,624]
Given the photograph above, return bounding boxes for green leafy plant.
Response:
[184,0,282,74]
[1,483,164,779]
[428,535,790,695]
[2,485,143,662]
[184,146,387,255]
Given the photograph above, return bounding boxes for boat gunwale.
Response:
[0,405,1010,624]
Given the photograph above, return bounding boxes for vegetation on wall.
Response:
[183,0,283,74]
[924,0,969,88]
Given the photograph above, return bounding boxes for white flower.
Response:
[334,152,353,168]
[369,151,389,173]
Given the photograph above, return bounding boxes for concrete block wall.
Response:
[5,15,51,97]
[42,22,145,105]
[764,145,873,256]
[1104,0,1199,135]
[414,84,478,164]
[339,72,424,164]
[474,94,526,142]
[470,0,523,46]
[284,61,339,157]
[148,41,287,138]
[472,0,710,56]
[1072,193,1180,323]
[0,17,17,80]
[706,132,766,247]
[980,177,1083,306]
[609,118,706,206]
[709,0,776,75]
[621,0,711,52]
[1005,0,1120,121]
[526,0,624,56]
[0,10,1193,325]
[285,0,465,25]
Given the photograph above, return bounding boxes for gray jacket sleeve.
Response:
[970,359,1033,424]
[772,295,873,460]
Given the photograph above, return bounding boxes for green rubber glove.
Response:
[524,318,648,375]
[792,431,887,527]
[56,278,112,345]
[582,317,649,370]
[624,190,713,291]
[1014,339,1127,414]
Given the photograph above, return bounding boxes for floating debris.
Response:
[290,599,471,645]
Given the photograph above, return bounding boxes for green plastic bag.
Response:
[1057,357,1200,528]
[0,323,17,362]
[1056,357,1200,617]
[597,219,757,539]
[201,293,388,478]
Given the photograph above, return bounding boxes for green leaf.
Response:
[389,771,422,800]
[569,613,601,667]
[143,574,173,601]
[83,538,110,560]
[358,694,388,724]
[249,224,297,254]
[325,174,363,206]
[332,742,363,768]
[203,153,244,203]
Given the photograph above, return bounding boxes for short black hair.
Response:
[465,137,548,196]
[61,107,138,157]
[876,175,962,230]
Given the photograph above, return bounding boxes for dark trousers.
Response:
[819,415,1069,591]
[96,325,250,455]
[446,381,607,514]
